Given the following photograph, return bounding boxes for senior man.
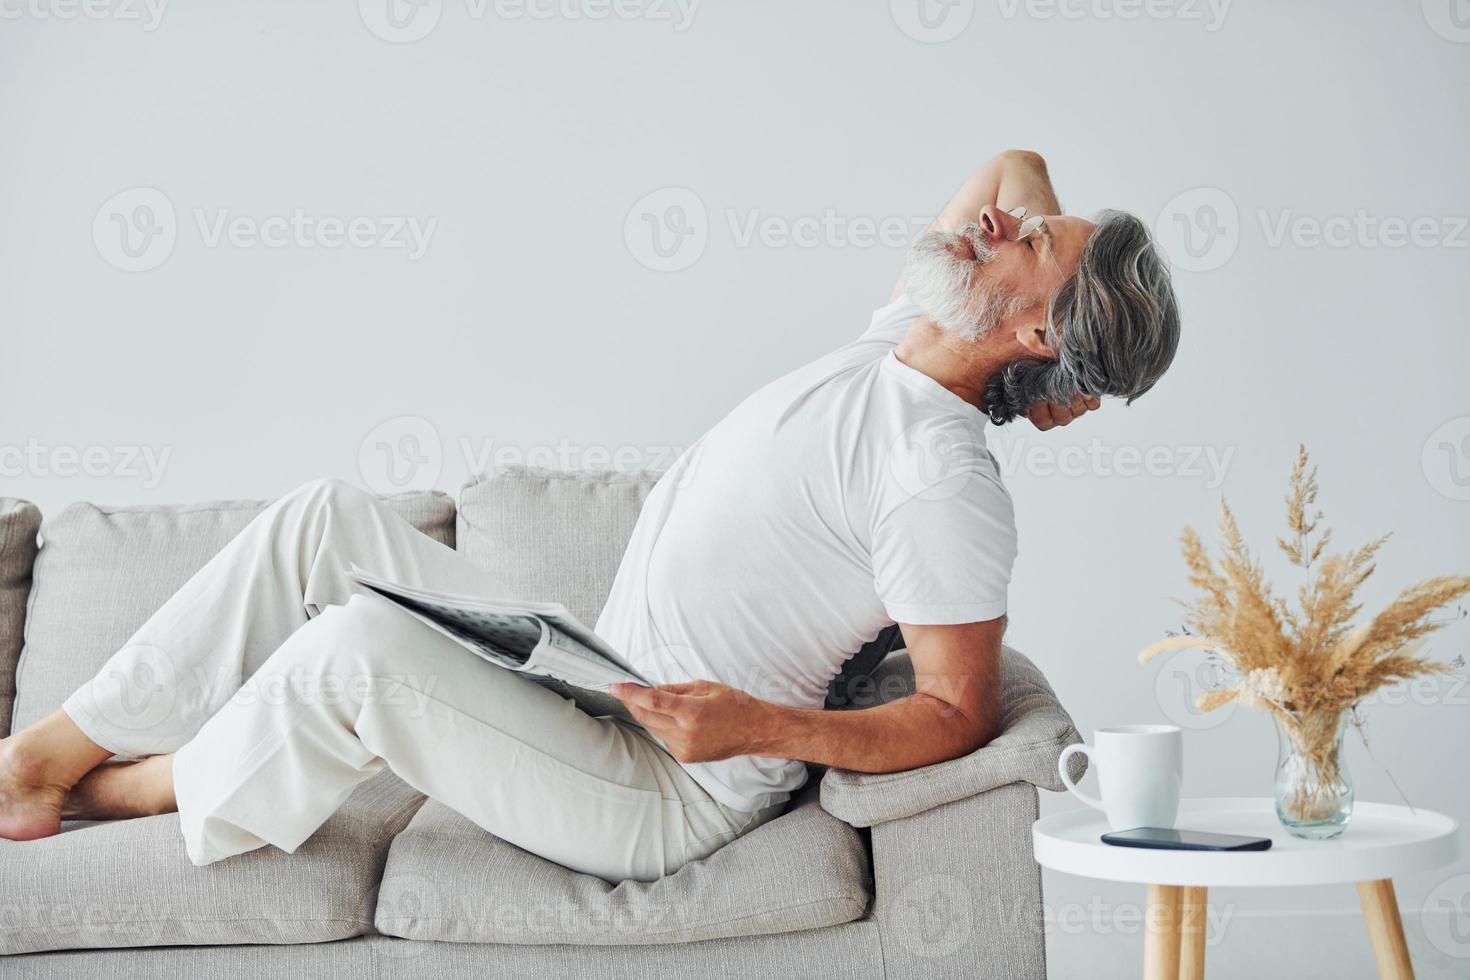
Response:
[0,150,1179,882]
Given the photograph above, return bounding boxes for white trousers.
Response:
[63,479,777,882]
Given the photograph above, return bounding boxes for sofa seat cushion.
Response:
[11,489,455,731]
[0,771,424,955]
[0,498,42,738]
[374,787,872,946]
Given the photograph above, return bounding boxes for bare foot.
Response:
[0,738,69,841]
[63,755,176,821]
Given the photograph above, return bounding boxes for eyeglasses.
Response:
[1005,205,1047,242]
[1006,205,1060,271]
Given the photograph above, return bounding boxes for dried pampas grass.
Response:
[1139,446,1469,822]
[1140,445,1469,716]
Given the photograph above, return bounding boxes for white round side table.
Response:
[1032,798,1460,980]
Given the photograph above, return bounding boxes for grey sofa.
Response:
[0,467,1083,979]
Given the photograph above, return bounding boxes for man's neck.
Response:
[892,316,1006,412]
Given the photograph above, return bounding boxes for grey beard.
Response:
[982,357,1069,425]
[902,224,1027,340]
[905,224,1065,425]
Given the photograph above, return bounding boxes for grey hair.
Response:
[983,210,1181,425]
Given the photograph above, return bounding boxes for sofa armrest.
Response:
[819,646,1083,828]
[866,782,1047,979]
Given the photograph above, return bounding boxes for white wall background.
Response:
[2,1,1468,976]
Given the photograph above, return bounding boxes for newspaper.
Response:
[348,565,650,693]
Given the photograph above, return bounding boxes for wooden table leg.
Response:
[1180,886,1207,980]
[1358,879,1415,980]
[1143,884,1183,980]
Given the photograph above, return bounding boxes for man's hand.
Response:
[611,680,770,764]
[1027,393,1100,432]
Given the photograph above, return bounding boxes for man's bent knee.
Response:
[281,477,376,514]
[270,594,416,674]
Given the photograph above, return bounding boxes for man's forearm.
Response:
[940,150,1061,230]
[745,692,994,774]
[995,149,1062,216]
[613,621,1003,772]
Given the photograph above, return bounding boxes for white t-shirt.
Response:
[595,294,1018,812]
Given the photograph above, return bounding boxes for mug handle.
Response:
[1058,743,1104,811]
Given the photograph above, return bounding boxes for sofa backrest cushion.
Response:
[0,498,43,738]
[457,466,900,710]
[455,466,659,628]
[10,491,455,733]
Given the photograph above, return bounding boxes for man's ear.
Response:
[1015,318,1055,359]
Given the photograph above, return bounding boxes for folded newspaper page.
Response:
[347,565,650,692]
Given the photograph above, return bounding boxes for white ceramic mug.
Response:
[1058,725,1183,831]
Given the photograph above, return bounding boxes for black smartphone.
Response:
[1100,828,1273,852]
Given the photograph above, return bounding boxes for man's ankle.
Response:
[0,735,59,789]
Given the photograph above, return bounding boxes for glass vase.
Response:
[1273,708,1354,839]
